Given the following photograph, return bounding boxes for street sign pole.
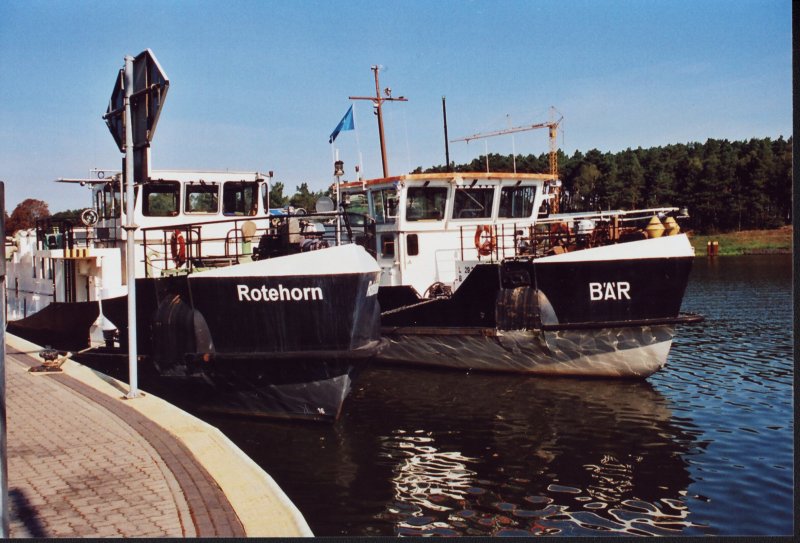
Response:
[102,49,168,400]
[123,56,139,399]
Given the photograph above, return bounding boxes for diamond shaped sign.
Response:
[105,69,126,152]
[130,49,169,148]
[104,49,169,152]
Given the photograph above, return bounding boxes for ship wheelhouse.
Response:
[91,170,271,236]
[339,172,554,296]
[84,170,275,279]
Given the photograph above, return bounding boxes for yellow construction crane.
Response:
[452,109,563,177]
[451,107,563,211]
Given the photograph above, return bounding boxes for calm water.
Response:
[205,256,794,536]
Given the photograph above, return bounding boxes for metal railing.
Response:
[458,207,683,261]
[140,211,375,278]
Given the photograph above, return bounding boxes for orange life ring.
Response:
[170,230,186,266]
[474,225,496,257]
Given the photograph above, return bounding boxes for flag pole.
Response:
[352,103,364,180]
[334,150,343,246]
[329,104,355,240]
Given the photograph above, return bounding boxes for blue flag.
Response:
[329,105,354,143]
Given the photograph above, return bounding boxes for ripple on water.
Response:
[547,484,582,494]
[402,515,434,527]
[524,495,552,505]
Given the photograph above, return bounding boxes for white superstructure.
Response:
[338,172,686,298]
[6,169,278,319]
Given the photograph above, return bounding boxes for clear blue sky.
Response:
[0,0,792,212]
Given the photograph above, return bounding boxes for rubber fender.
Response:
[151,294,195,375]
[495,286,538,330]
[495,287,560,331]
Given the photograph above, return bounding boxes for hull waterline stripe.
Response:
[189,339,387,362]
[539,313,704,331]
[381,313,703,336]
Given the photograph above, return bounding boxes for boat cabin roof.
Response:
[57,169,268,186]
[338,171,557,191]
[146,170,268,183]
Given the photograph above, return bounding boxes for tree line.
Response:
[419,136,792,233]
[4,137,791,236]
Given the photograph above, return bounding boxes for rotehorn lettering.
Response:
[237,284,323,302]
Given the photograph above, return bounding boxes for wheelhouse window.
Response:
[345,192,369,216]
[452,187,494,219]
[407,234,419,256]
[96,183,121,219]
[185,182,219,214]
[406,186,448,221]
[261,183,271,211]
[143,182,180,216]
[223,182,258,216]
[370,188,398,224]
[499,185,537,218]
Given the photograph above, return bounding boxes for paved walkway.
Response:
[4,334,312,538]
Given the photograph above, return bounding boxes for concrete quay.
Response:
[4,333,313,538]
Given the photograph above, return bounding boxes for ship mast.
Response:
[349,66,407,178]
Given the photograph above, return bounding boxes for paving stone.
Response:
[6,348,246,537]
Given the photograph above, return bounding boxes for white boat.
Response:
[6,169,382,419]
[5,50,383,421]
[337,172,701,378]
[328,67,701,378]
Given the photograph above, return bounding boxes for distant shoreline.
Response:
[687,225,792,256]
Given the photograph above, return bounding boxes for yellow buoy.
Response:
[645,216,665,238]
[663,216,680,236]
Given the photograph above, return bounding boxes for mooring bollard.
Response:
[706,240,719,256]
[29,348,66,373]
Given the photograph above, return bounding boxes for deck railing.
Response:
[140,211,375,278]
[457,207,682,261]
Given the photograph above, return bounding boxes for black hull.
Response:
[6,301,100,351]
[101,266,382,363]
[73,348,364,421]
[188,272,380,355]
[380,257,695,329]
[377,249,697,377]
[192,356,366,421]
[8,245,383,420]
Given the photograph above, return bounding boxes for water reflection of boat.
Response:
[361,368,701,535]
[200,366,709,536]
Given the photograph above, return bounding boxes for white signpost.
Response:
[103,50,169,398]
